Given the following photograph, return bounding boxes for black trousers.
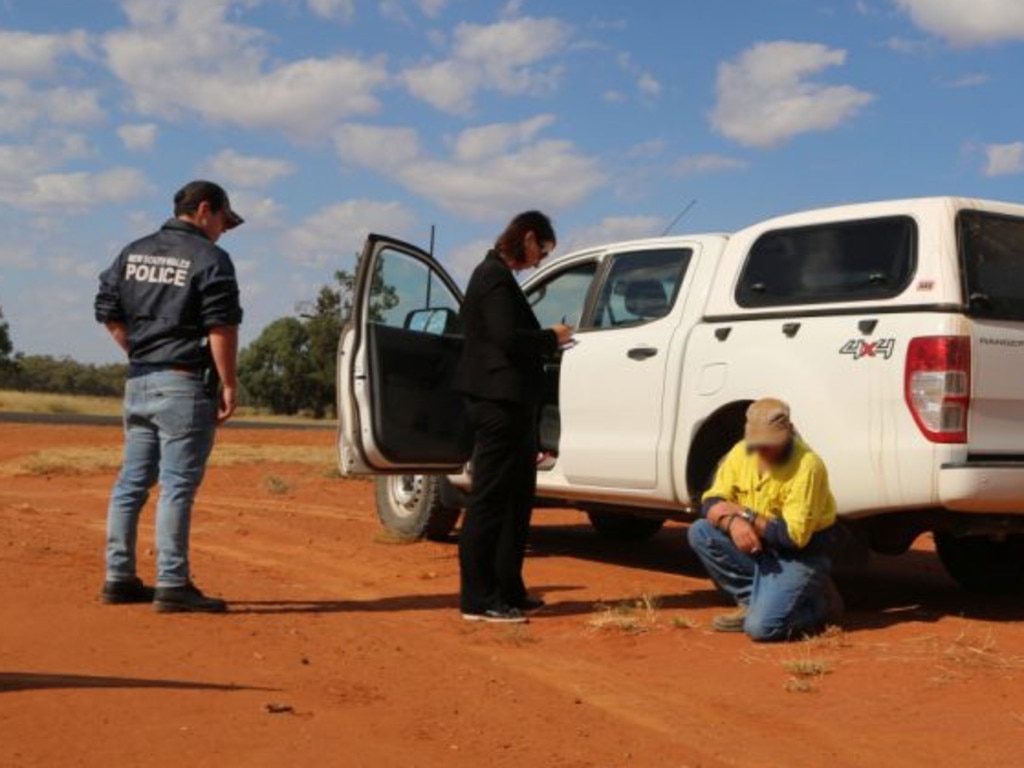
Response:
[459,398,538,614]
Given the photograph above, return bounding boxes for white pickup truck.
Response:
[337,196,1024,595]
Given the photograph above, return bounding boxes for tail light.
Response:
[904,336,971,443]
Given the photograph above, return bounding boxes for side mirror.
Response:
[404,307,459,335]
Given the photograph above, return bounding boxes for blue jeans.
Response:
[105,370,217,588]
[687,519,834,642]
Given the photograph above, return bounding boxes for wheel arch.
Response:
[684,400,751,502]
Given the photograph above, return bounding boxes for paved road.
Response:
[0,411,334,431]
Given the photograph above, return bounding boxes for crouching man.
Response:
[687,398,842,641]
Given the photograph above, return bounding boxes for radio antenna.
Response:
[426,224,436,307]
[660,199,698,237]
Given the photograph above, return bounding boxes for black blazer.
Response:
[454,250,558,404]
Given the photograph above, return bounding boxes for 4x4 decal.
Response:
[840,338,896,360]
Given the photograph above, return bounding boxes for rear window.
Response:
[736,216,917,308]
[959,211,1024,321]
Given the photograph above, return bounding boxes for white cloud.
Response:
[884,36,931,55]
[895,0,1024,46]
[0,80,104,134]
[673,153,747,176]
[711,41,874,148]
[0,135,91,189]
[379,0,450,23]
[627,139,666,159]
[983,142,1024,176]
[451,114,554,161]
[416,0,450,16]
[335,115,604,220]
[561,215,664,253]
[104,0,388,138]
[946,73,990,88]
[637,72,663,99]
[335,123,421,166]
[13,167,152,210]
[0,29,90,77]
[616,52,662,101]
[117,123,157,152]
[401,15,570,113]
[283,199,418,266]
[227,191,285,229]
[308,0,356,22]
[443,237,491,284]
[205,149,295,188]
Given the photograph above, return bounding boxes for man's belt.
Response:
[128,362,202,378]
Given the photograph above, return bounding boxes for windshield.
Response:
[959,211,1024,321]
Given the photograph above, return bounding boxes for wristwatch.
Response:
[741,509,758,525]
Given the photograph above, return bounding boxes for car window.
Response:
[959,211,1024,322]
[588,249,693,329]
[367,248,460,334]
[527,261,598,327]
[736,216,917,308]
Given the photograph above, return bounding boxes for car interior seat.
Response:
[623,279,669,320]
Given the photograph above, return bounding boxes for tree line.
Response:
[0,261,391,419]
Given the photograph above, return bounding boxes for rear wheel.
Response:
[375,475,462,542]
[587,511,666,541]
[935,533,1024,595]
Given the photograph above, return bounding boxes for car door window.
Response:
[527,261,598,327]
[588,249,693,329]
[367,248,460,334]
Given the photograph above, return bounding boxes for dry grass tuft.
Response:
[807,624,851,651]
[671,616,699,630]
[782,657,832,678]
[587,592,661,634]
[264,474,293,495]
[932,629,1024,682]
[784,676,815,693]
[500,624,539,647]
[781,643,834,693]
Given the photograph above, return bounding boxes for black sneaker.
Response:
[511,596,546,613]
[153,583,227,614]
[461,606,528,624]
[101,578,155,605]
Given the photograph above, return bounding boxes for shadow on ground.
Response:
[0,672,273,694]
[240,520,1024,629]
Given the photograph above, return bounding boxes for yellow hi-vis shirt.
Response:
[701,437,837,549]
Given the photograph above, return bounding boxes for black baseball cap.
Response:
[173,180,244,230]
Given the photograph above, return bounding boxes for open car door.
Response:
[337,235,469,476]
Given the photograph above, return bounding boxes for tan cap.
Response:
[745,398,793,449]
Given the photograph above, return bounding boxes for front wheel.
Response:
[587,511,666,542]
[375,475,462,542]
[935,533,1024,595]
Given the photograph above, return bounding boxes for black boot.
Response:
[153,583,227,614]
[101,577,155,605]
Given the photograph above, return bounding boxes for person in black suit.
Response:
[454,211,574,623]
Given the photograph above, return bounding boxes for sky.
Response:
[0,0,1022,362]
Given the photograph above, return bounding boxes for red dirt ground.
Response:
[1,422,1023,768]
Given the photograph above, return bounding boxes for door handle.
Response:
[627,346,658,361]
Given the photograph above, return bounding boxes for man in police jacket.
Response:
[94,180,244,613]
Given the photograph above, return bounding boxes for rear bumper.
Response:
[939,462,1024,513]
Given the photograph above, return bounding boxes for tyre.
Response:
[374,475,462,542]
[587,511,666,541]
[935,533,1024,595]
